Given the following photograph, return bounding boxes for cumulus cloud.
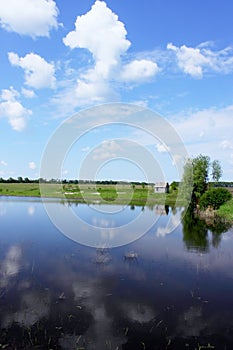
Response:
[167,42,233,78]
[61,1,159,107]
[8,52,56,89]
[167,43,210,78]
[75,76,115,105]
[21,88,36,98]
[0,0,59,38]
[121,59,159,82]
[170,105,233,179]
[92,140,122,160]
[63,1,130,66]
[200,44,233,74]
[63,0,131,105]
[0,87,32,131]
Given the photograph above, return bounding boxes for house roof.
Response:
[154,182,168,187]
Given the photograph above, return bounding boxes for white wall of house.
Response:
[154,182,169,193]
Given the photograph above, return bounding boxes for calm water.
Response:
[0,197,233,349]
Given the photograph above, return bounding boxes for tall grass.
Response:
[217,199,233,222]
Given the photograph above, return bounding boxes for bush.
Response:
[199,188,232,210]
[170,181,178,191]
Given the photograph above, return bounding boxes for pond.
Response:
[0,197,233,349]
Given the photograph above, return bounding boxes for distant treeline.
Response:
[209,181,233,187]
[0,177,154,186]
[1,177,233,187]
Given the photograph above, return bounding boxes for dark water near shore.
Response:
[0,197,233,349]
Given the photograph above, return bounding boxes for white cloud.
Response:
[170,105,233,179]
[167,42,233,78]
[63,0,130,105]
[61,1,160,107]
[21,88,36,98]
[0,87,32,131]
[63,1,130,65]
[58,3,233,112]
[54,4,233,113]
[8,52,56,89]
[28,162,36,170]
[200,44,233,74]
[92,140,122,160]
[0,160,8,166]
[75,77,115,105]
[220,140,233,150]
[156,143,170,153]
[167,43,210,78]
[121,59,159,82]
[0,0,59,38]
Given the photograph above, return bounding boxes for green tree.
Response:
[17,176,23,183]
[211,159,222,182]
[192,154,210,199]
[181,154,210,208]
[199,188,232,210]
[170,181,178,192]
[179,158,194,207]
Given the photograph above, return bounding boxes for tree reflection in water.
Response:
[182,206,231,252]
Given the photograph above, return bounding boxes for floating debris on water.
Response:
[124,251,138,260]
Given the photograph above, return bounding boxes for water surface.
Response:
[0,197,233,349]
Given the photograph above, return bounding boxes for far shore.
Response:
[0,182,232,223]
[0,182,180,207]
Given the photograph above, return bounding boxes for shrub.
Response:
[170,181,178,191]
[199,188,232,210]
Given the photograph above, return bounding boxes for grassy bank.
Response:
[1,183,233,224]
[0,182,181,207]
[215,187,233,223]
[217,199,233,223]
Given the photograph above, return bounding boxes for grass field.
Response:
[1,183,233,222]
[0,182,180,206]
[216,187,233,222]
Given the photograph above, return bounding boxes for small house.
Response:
[154,182,169,193]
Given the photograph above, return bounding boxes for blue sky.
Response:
[0,0,233,182]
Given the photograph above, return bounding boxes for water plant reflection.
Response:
[182,206,231,252]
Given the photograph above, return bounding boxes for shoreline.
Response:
[0,182,181,207]
[0,183,232,224]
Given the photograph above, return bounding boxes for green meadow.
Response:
[216,187,233,222]
[1,182,233,223]
[0,182,179,206]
